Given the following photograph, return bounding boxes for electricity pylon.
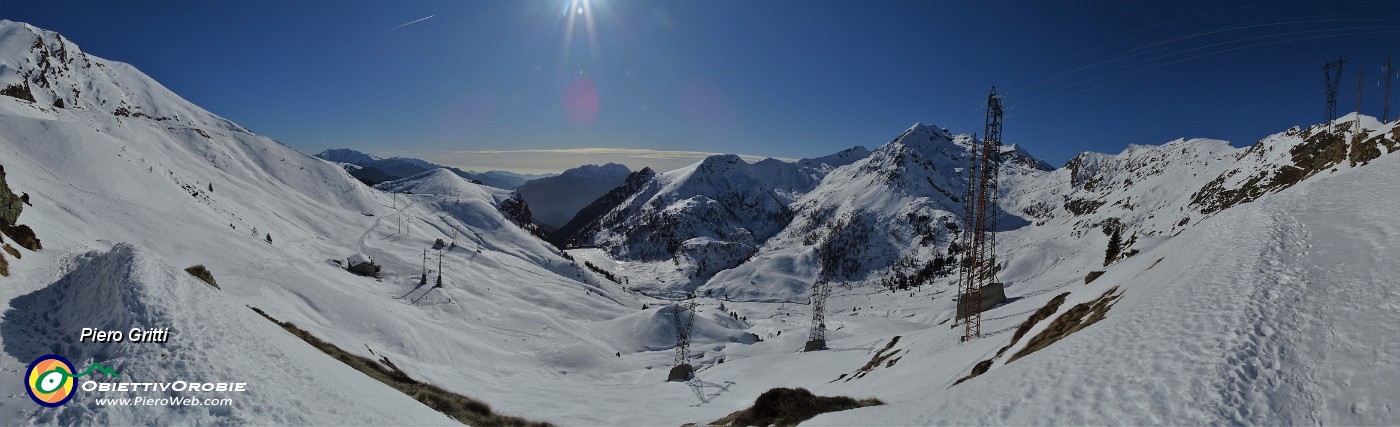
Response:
[956,86,1003,342]
[804,279,830,352]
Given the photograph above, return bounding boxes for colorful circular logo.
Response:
[26,355,76,407]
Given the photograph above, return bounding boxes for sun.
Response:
[559,0,601,67]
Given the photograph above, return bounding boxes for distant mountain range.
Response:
[312,148,553,189]
[515,163,632,230]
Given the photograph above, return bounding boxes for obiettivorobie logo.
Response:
[24,354,248,408]
[25,354,121,407]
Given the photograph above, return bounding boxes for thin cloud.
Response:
[445,147,796,163]
[388,15,435,32]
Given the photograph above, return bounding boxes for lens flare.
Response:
[564,77,600,125]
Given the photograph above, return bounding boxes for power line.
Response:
[1385,57,1393,123]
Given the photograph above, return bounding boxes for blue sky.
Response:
[4,0,1399,173]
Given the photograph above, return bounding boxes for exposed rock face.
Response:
[0,164,39,251]
[497,191,547,239]
[1,82,34,102]
[0,165,20,226]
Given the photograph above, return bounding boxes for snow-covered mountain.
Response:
[4,19,1400,426]
[515,162,631,230]
[313,148,551,189]
[314,148,382,166]
[703,123,1052,301]
[557,148,876,294]
[0,21,247,134]
[750,146,871,203]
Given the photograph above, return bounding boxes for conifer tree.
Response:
[1105,228,1122,266]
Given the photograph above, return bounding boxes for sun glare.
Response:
[559,0,600,70]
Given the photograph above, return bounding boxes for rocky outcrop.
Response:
[0,164,20,226]
[1,82,35,102]
[498,191,547,239]
[0,164,40,252]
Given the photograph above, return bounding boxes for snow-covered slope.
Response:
[516,163,630,229]
[0,244,452,425]
[0,20,632,424]
[374,168,544,235]
[809,136,1400,426]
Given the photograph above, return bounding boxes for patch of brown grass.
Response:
[3,243,19,259]
[1007,286,1121,363]
[711,387,882,427]
[249,306,548,426]
[998,292,1070,358]
[0,223,40,251]
[953,292,1071,385]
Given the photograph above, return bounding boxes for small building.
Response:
[346,253,380,278]
[956,282,1007,320]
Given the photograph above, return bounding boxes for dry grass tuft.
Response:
[1008,286,1121,363]
[842,336,901,382]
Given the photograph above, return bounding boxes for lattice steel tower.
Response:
[667,294,698,381]
[1356,70,1365,133]
[1324,58,1346,132]
[956,86,1003,342]
[804,279,830,352]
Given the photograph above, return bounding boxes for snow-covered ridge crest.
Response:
[0,20,246,133]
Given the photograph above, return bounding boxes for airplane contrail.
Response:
[388,15,435,32]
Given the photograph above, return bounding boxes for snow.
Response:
[347,253,371,267]
[314,148,382,166]
[810,142,1400,426]
[0,244,453,425]
[592,304,757,354]
[0,18,1397,426]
